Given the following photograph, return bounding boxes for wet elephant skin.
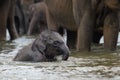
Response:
[43,0,120,52]
[13,30,70,62]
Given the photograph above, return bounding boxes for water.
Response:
[0,33,120,80]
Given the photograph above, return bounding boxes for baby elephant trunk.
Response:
[60,44,70,60]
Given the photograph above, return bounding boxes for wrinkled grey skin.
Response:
[13,30,70,62]
[43,0,120,52]
[27,2,47,35]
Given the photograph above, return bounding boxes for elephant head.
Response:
[32,30,70,61]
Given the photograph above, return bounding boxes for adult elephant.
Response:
[44,0,120,52]
[0,0,18,41]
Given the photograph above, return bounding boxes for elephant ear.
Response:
[31,35,47,54]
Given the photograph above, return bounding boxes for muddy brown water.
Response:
[0,36,120,80]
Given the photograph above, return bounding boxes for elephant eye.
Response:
[53,41,62,46]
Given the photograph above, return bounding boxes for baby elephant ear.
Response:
[31,36,46,54]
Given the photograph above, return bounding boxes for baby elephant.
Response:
[13,30,70,62]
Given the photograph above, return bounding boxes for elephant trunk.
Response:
[62,51,69,60]
[60,44,70,60]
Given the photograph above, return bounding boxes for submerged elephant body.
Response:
[14,30,70,62]
[44,0,120,51]
[14,44,47,61]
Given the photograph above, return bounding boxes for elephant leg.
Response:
[73,0,94,52]
[39,8,47,34]
[27,11,47,35]
[77,11,94,52]
[46,9,58,31]
[104,13,119,51]
[27,12,39,35]
[0,12,8,41]
[0,1,10,41]
[15,1,27,35]
[7,0,18,40]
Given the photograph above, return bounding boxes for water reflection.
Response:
[0,36,120,80]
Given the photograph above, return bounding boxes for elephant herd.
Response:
[0,0,120,62]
